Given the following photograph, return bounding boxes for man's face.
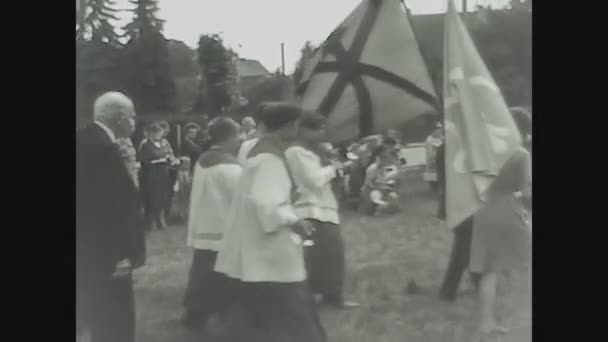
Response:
[186,128,198,140]
[115,109,136,138]
[242,120,255,132]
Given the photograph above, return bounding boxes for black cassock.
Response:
[139,140,170,211]
[76,124,146,342]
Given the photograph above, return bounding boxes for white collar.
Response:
[95,121,116,143]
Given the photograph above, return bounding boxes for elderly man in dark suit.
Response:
[76,92,146,342]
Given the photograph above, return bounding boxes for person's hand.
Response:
[112,259,132,278]
[292,219,315,238]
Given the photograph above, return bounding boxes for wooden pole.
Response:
[280,43,285,75]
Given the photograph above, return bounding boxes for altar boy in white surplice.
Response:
[182,117,242,332]
[214,103,327,342]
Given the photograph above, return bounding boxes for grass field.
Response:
[132,171,531,342]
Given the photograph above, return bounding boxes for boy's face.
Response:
[186,128,198,140]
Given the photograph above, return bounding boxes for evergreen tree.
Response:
[79,0,121,44]
[122,0,165,40]
[122,0,175,114]
[197,34,234,116]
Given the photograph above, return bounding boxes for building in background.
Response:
[235,58,271,93]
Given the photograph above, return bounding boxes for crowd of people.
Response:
[76,91,531,342]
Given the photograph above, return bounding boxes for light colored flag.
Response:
[443,0,523,228]
[296,0,439,142]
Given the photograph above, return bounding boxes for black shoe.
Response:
[323,296,361,309]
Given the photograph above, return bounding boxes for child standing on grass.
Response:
[285,112,359,309]
[182,117,243,332]
[171,157,192,222]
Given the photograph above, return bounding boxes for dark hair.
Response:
[158,121,170,130]
[145,122,164,135]
[257,102,303,132]
[299,111,326,130]
[382,137,397,147]
[208,117,240,144]
[184,122,201,132]
[367,144,389,169]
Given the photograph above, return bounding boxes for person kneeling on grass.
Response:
[182,117,243,332]
[359,145,401,216]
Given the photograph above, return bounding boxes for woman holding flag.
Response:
[469,108,532,338]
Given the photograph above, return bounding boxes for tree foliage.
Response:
[196,34,235,116]
[241,74,290,112]
[78,0,121,45]
[468,2,532,105]
[121,0,175,114]
[122,0,165,39]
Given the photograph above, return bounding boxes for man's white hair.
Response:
[93,91,134,123]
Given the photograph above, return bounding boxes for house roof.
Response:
[236,58,270,78]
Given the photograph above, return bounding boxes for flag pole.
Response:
[400,0,442,113]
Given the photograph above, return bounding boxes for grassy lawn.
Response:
[133,171,531,342]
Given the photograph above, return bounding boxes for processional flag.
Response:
[443,0,523,228]
[296,0,439,142]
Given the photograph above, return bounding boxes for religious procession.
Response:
[76,0,531,342]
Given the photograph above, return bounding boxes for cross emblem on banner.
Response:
[297,0,439,137]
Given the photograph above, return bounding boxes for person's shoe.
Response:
[158,215,167,230]
[323,298,361,309]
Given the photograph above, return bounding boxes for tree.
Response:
[122,0,165,40]
[79,0,121,45]
[468,3,532,105]
[167,40,203,112]
[167,40,199,78]
[77,39,125,125]
[197,34,235,116]
[122,0,175,114]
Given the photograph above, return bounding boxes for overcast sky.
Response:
[113,0,510,73]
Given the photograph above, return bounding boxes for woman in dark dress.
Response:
[139,123,171,230]
[470,108,532,338]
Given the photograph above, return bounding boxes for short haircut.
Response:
[145,122,164,135]
[371,144,389,160]
[93,91,133,123]
[257,102,303,132]
[184,122,201,132]
[299,111,326,130]
[208,117,240,144]
[382,137,398,147]
[158,121,170,131]
[242,116,256,125]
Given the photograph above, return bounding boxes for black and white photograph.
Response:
[76,0,532,341]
